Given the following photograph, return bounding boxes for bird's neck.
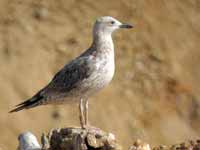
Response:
[92,31,114,52]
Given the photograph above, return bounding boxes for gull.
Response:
[9,16,133,128]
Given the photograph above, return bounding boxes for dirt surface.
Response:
[0,0,200,149]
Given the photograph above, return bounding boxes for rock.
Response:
[41,133,50,150]
[45,127,121,150]
[18,132,41,150]
[17,129,200,150]
[129,139,151,150]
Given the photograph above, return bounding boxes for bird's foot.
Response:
[81,123,92,130]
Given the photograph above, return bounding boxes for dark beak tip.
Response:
[120,24,134,29]
[127,25,133,28]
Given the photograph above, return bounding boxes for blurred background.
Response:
[0,0,200,149]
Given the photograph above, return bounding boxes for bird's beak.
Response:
[120,23,133,29]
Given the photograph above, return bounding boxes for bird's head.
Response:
[93,16,133,36]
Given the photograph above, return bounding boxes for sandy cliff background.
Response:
[0,0,200,149]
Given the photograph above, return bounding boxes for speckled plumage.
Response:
[10,16,133,127]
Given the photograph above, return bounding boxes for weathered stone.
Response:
[45,127,121,150]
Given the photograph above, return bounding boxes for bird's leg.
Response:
[79,98,85,129]
[84,99,89,127]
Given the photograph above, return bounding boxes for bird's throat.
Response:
[92,32,114,52]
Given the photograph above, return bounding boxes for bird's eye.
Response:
[110,21,115,25]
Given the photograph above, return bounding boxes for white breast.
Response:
[97,52,115,87]
[77,33,115,97]
[100,51,115,84]
[80,50,115,97]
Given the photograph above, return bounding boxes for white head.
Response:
[93,16,133,37]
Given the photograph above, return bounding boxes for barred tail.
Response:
[9,94,43,113]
